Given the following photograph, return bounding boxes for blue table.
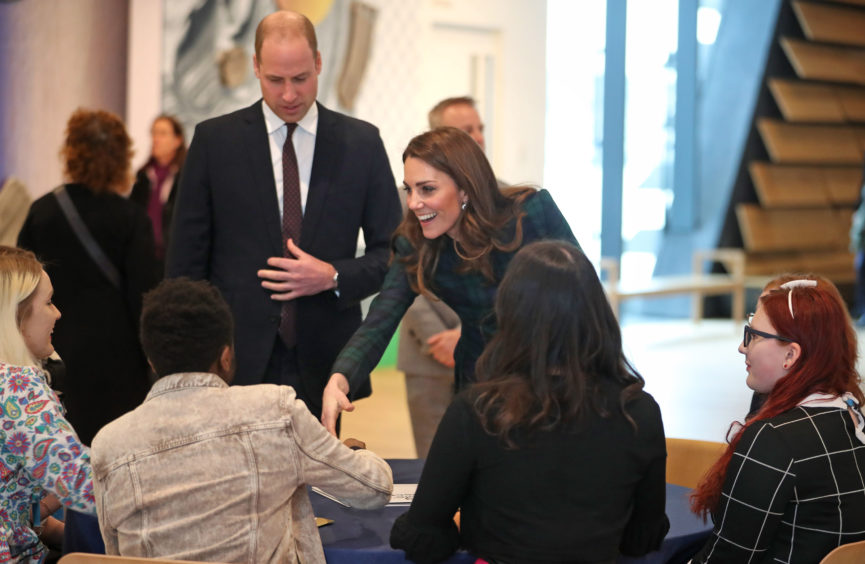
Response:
[65,459,712,563]
[313,459,712,564]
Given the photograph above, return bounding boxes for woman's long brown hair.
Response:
[471,241,646,447]
[396,127,535,296]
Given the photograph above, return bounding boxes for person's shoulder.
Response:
[26,190,60,215]
[0,361,44,387]
[193,102,261,135]
[624,388,661,413]
[619,388,664,430]
[392,234,415,256]
[318,103,381,137]
[452,389,483,422]
[517,187,555,210]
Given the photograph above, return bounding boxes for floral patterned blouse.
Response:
[0,361,94,563]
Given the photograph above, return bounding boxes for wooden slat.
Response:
[823,165,865,203]
[736,203,851,252]
[836,86,865,121]
[793,1,865,47]
[749,162,862,207]
[757,119,865,164]
[824,0,865,7]
[780,38,865,85]
[744,250,855,282]
[769,79,845,122]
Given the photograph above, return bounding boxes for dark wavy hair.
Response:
[140,278,234,378]
[61,108,133,195]
[397,127,535,296]
[471,241,646,448]
[691,274,862,517]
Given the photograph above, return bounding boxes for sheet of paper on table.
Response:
[388,483,417,505]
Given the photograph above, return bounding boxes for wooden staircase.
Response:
[725,0,865,286]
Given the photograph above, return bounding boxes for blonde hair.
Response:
[0,246,44,367]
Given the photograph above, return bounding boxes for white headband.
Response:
[779,279,817,319]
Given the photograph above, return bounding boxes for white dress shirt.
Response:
[261,100,318,218]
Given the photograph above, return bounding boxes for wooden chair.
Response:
[666,438,726,489]
[820,539,865,564]
[600,248,745,323]
[58,553,220,564]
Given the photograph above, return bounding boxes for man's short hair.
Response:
[428,96,478,129]
[140,278,234,377]
[255,10,318,60]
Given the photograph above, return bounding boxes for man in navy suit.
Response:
[167,10,401,419]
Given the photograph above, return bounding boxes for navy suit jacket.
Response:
[167,101,401,408]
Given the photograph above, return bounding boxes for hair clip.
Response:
[779,279,817,319]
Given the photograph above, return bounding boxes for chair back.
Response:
[59,553,220,563]
[666,437,726,488]
[819,539,865,563]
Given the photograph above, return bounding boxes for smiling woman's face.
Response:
[402,157,467,241]
[19,270,61,360]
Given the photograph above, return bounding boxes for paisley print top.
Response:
[0,362,94,563]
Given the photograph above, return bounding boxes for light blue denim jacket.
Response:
[90,373,393,564]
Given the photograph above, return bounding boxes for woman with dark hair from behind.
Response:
[390,241,669,564]
[691,275,865,563]
[17,108,158,446]
[129,114,186,278]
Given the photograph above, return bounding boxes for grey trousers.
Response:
[404,372,454,459]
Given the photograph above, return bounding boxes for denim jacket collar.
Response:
[146,372,227,401]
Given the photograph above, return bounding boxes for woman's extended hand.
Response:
[322,373,354,436]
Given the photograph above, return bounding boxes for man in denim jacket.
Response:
[90,278,393,563]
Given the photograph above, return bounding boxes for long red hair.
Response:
[691,275,862,517]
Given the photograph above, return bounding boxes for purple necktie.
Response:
[279,123,301,347]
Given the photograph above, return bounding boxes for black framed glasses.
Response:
[743,313,794,348]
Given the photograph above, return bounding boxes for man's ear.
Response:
[219,345,232,374]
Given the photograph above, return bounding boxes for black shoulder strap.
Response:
[53,185,122,289]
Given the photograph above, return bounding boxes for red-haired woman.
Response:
[18,108,158,446]
[691,276,865,563]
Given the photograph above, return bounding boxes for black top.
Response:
[390,386,669,563]
[18,183,158,445]
[693,403,865,563]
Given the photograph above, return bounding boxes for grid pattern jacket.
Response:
[693,405,865,563]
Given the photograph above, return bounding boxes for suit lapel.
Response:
[302,103,339,248]
[241,101,283,256]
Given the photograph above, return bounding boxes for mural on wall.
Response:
[162,0,377,135]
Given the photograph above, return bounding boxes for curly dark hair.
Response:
[140,278,234,378]
[61,108,133,195]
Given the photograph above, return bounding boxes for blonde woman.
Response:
[0,246,94,562]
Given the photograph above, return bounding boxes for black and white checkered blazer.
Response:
[692,405,865,563]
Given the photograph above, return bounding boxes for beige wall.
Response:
[0,0,129,198]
